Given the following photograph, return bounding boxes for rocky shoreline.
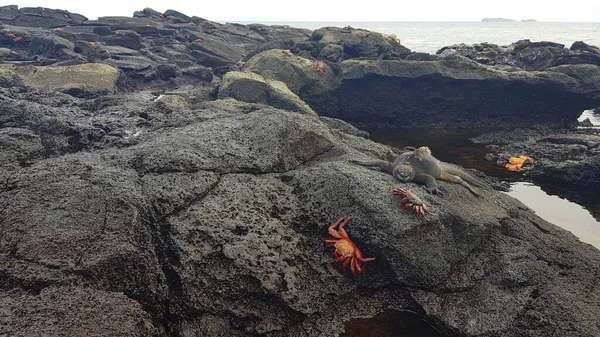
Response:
[1,5,600,337]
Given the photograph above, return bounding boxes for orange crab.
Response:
[4,33,22,43]
[505,155,534,172]
[315,60,325,75]
[323,217,375,276]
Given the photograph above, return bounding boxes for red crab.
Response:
[393,187,433,221]
[323,217,375,276]
[315,60,325,75]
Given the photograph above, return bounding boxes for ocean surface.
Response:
[233,21,600,54]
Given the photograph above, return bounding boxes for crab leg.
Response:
[327,217,346,238]
[342,258,351,274]
[336,217,352,239]
[355,258,365,274]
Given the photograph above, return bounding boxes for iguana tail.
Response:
[350,159,394,174]
[441,163,491,189]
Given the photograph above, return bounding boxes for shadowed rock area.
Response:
[246,51,600,128]
[1,5,600,337]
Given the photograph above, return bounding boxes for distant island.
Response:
[521,19,538,22]
[482,18,517,22]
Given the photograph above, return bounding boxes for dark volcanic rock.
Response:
[0,5,87,28]
[2,7,600,337]
[310,26,411,61]
[438,39,600,71]
[0,287,159,337]
[472,128,600,189]
[246,50,600,128]
[1,82,600,337]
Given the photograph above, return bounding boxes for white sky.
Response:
[2,0,599,22]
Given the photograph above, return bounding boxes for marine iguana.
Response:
[351,146,490,196]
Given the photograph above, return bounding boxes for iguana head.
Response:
[414,146,432,157]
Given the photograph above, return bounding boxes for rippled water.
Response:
[234,21,600,54]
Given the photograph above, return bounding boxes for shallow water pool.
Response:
[506,182,600,248]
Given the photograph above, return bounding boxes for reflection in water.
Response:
[506,182,600,249]
[341,310,445,337]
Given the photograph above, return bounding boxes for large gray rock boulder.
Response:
[1,83,599,336]
[247,51,600,128]
[218,71,316,115]
[244,49,338,97]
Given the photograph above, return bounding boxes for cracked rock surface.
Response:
[1,81,599,337]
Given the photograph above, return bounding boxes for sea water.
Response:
[233,21,600,54]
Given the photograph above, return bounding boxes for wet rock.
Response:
[472,128,600,189]
[218,71,316,115]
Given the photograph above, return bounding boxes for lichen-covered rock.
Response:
[218,71,316,115]
[2,63,120,96]
[244,49,339,97]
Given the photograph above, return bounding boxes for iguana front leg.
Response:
[413,173,444,196]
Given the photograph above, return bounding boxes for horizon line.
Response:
[224,19,599,23]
